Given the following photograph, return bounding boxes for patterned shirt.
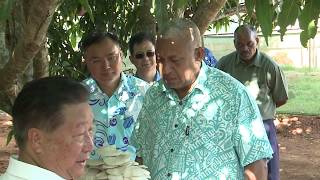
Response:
[204,47,218,67]
[132,63,273,179]
[83,73,150,160]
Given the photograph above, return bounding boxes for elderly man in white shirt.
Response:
[0,77,93,180]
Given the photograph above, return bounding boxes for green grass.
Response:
[277,66,320,115]
[281,65,320,73]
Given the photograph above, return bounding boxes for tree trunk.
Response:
[0,21,9,69]
[135,0,156,34]
[192,0,228,35]
[0,0,61,113]
[33,45,49,79]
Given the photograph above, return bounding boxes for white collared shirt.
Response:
[0,156,65,180]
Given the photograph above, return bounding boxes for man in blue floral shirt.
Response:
[129,31,161,83]
[80,31,149,160]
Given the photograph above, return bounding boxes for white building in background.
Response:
[204,19,320,68]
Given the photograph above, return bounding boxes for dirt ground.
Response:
[0,112,319,179]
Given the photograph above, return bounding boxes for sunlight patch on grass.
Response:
[277,69,320,115]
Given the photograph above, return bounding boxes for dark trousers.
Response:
[263,119,280,180]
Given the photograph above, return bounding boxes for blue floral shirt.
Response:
[83,73,150,160]
[204,47,217,67]
[132,63,273,179]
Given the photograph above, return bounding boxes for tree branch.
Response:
[135,0,156,33]
[192,0,228,35]
[214,3,247,21]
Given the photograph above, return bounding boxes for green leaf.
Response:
[278,0,300,40]
[256,0,273,45]
[173,0,188,10]
[6,128,14,146]
[245,0,255,17]
[62,60,70,67]
[0,0,16,22]
[298,0,320,47]
[300,30,308,48]
[78,0,94,23]
[307,20,317,38]
[70,31,77,48]
[298,0,320,30]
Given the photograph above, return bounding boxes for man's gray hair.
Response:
[158,18,202,47]
[234,24,258,38]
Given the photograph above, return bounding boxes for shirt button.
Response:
[167,173,172,177]
[174,124,178,128]
[170,148,174,152]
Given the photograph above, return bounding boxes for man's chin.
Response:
[240,56,252,61]
[65,168,85,180]
[164,79,177,87]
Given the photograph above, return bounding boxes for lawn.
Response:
[277,66,320,115]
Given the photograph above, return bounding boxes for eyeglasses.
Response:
[134,51,155,59]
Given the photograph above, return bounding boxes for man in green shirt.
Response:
[216,24,289,180]
[132,18,273,180]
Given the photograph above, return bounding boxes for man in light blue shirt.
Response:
[132,19,273,179]
[80,31,149,160]
[129,31,161,83]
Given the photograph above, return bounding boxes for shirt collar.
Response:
[6,156,65,180]
[236,49,262,67]
[84,72,134,97]
[160,63,208,100]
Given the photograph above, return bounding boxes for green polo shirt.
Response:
[216,50,288,120]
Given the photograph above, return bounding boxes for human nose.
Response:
[240,45,249,52]
[102,58,111,68]
[161,61,172,76]
[83,131,94,153]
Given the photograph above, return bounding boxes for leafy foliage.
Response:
[278,0,300,40]
[255,0,274,45]
[48,0,142,80]
[46,0,320,81]
[0,0,16,22]
[298,0,320,47]
[245,0,254,18]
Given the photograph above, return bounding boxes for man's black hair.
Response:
[79,31,120,52]
[12,76,89,149]
[128,31,155,54]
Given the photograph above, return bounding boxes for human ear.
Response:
[27,128,45,154]
[255,37,259,45]
[194,47,205,62]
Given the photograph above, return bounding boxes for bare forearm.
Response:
[276,99,287,107]
[244,160,268,180]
